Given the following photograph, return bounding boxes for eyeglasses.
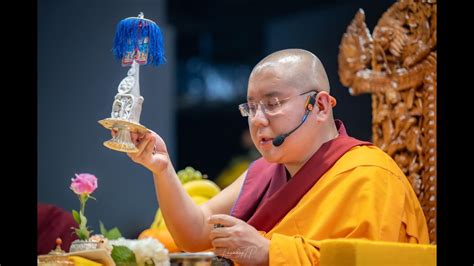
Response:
[238,90,318,118]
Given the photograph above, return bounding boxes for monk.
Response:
[121,49,429,265]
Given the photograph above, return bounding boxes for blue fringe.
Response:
[112,17,166,67]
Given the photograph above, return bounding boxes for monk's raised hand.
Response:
[126,130,171,176]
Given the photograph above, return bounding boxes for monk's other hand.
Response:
[208,214,269,265]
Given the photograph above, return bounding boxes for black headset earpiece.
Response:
[305,94,316,112]
[272,94,317,147]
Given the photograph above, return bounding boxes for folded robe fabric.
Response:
[38,203,79,254]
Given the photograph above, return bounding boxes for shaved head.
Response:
[250,49,330,93]
[246,49,338,171]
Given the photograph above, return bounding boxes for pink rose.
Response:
[70,173,98,195]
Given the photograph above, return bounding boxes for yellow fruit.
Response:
[68,256,103,266]
[215,159,251,188]
[183,179,221,198]
[191,195,209,205]
[151,209,167,230]
[139,228,180,253]
[151,195,209,230]
[150,209,161,228]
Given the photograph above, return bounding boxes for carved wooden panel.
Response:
[338,0,437,243]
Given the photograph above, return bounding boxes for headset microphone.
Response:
[272,94,316,147]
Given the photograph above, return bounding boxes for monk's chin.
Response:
[261,152,282,163]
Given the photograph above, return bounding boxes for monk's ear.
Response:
[315,91,332,116]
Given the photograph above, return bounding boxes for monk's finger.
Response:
[130,132,146,145]
[128,136,151,159]
[143,134,156,155]
[208,214,238,227]
[209,227,230,240]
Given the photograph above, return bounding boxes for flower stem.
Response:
[79,194,88,215]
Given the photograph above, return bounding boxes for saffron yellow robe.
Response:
[262,145,429,265]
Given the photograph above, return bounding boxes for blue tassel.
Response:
[112,16,166,67]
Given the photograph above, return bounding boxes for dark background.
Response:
[174,0,394,179]
[38,0,393,239]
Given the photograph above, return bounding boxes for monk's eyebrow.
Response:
[247,91,284,101]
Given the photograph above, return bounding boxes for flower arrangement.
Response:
[108,237,170,266]
[70,173,98,240]
[68,173,170,265]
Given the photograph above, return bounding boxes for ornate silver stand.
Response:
[98,60,149,153]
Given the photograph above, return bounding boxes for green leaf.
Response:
[111,245,136,264]
[99,221,123,240]
[100,221,107,236]
[105,227,122,240]
[72,210,81,225]
[80,211,88,227]
[75,228,88,240]
[83,230,90,239]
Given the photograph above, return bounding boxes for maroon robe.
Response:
[38,203,79,254]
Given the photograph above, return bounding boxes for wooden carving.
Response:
[338,0,437,243]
